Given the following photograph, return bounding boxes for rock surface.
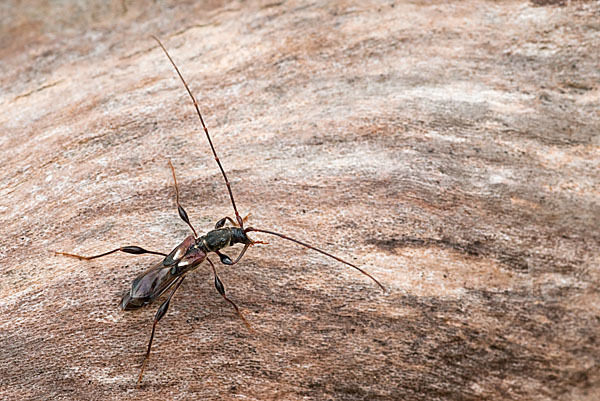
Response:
[0,1,599,400]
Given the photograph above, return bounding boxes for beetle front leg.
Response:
[215,213,252,229]
[215,216,235,228]
[206,258,253,332]
[215,243,251,266]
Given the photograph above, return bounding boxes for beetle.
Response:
[57,36,385,385]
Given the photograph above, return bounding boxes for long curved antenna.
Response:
[245,227,385,292]
[151,36,244,228]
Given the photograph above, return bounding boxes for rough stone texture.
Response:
[1,1,599,400]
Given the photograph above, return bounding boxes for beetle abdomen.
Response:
[120,292,148,310]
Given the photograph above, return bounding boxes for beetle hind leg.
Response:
[137,276,186,386]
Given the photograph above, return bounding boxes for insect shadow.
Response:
[56,36,385,386]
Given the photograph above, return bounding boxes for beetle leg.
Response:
[169,160,197,237]
[215,216,235,228]
[55,246,167,260]
[215,243,251,266]
[215,213,251,229]
[215,250,233,265]
[206,257,253,332]
[137,276,186,386]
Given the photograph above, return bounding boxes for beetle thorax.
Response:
[200,228,233,252]
[199,226,252,253]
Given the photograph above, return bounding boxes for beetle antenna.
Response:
[245,227,385,292]
[151,36,245,228]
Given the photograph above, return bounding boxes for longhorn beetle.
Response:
[57,36,385,385]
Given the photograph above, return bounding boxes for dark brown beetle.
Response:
[57,36,385,385]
